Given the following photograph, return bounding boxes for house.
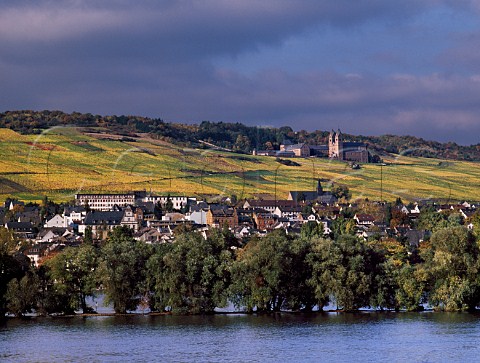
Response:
[80,206,143,238]
[234,225,252,239]
[252,211,276,230]
[235,208,255,227]
[24,244,49,267]
[121,206,143,232]
[5,221,36,239]
[134,227,167,244]
[273,206,303,220]
[354,214,375,226]
[187,204,209,225]
[162,212,186,223]
[80,210,124,238]
[8,200,25,210]
[44,214,65,228]
[280,143,310,157]
[252,149,277,157]
[400,206,410,215]
[319,218,332,235]
[16,207,42,226]
[460,208,476,220]
[243,199,298,213]
[361,229,387,240]
[135,204,155,221]
[37,229,61,243]
[206,207,238,228]
[63,206,87,227]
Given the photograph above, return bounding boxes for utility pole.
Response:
[274,165,281,208]
[378,163,386,202]
[380,163,383,202]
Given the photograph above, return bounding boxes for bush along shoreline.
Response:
[2,224,480,320]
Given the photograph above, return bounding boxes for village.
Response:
[1,178,478,268]
[2,126,477,273]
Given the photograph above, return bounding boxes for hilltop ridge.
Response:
[1,110,480,161]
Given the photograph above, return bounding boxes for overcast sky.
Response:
[2,1,480,144]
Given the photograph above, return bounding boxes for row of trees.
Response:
[2,224,480,318]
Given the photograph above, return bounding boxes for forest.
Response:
[2,210,480,319]
[2,110,480,161]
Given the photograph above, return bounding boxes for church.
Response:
[255,129,369,163]
[328,129,369,163]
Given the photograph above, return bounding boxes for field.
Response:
[0,127,479,204]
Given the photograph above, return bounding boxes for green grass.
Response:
[1,127,479,203]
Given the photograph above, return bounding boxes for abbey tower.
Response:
[328,129,343,160]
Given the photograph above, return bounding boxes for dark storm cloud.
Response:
[1,1,480,144]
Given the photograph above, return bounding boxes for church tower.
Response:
[328,129,336,158]
[328,129,343,159]
[335,129,344,160]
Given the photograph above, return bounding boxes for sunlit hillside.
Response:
[0,127,479,203]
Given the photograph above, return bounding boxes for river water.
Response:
[1,312,480,362]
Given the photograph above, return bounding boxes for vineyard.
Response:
[1,127,480,203]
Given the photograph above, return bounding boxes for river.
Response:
[1,312,480,362]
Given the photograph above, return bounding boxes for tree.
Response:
[447,213,463,227]
[393,264,428,311]
[84,226,93,244]
[417,207,447,232]
[154,201,163,219]
[390,209,410,228]
[301,221,324,239]
[368,237,426,311]
[423,226,480,311]
[282,237,317,311]
[330,217,355,239]
[99,226,151,314]
[331,184,351,200]
[307,235,383,311]
[233,135,251,153]
[40,195,49,220]
[44,244,99,313]
[229,230,315,312]
[0,227,26,320]
[165,195,174,213]
[147,230,233,314]
[5,273,39,317]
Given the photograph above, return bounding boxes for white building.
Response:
[75,193,136,211]
[44,214,65,228]
[143,195,196,210]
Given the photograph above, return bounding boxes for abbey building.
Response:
[328,129,369,163]
[253,128,369,163]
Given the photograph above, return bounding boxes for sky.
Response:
[2,1,480,144]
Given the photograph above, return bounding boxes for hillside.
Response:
[1,110,480,161]
[1,127,480,203]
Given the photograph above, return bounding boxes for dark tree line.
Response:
[3,223,480,318]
